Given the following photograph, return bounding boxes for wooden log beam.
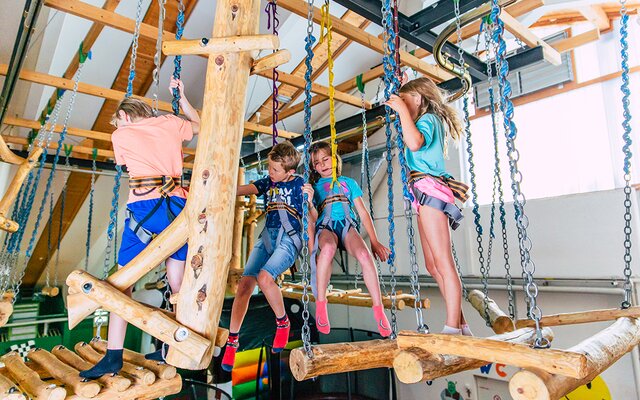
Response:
[467,289,515,334]
[163,35,279,55]
[289,339,397,380]
[578,6,610,31]
[245,194,257,258]
[0,299,13,327]
[1,352,66,400]
[551,29,600,53]
[251,50,291,75]
[66,270,211,363]
[394,327,554,384]
[510,317,640,400]
[280,286,427,310]
[73,342,155,386]
[500,12,562,65]
[397,330,588,379]
[51,345,132,392]
[277,0,453,82]
[515,306,640,329]
[0,372,24,400]
[0,147,42,233]
[40,286,59,297]
[89,340,177,380]
[166,0,262,370]
[27,348,101,398]
[4,116,111,142]
[3,135,114,159]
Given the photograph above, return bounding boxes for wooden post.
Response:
[289,339,397,381]
[51,345,131,392]
[0,299,13,327]
[74,342,156,386]
[0,372,24,400]
[90,340,177,380]
[245,194,257,257]
[515,306,640,329]
[467,289,515,334]
[27,348,101,398]
[66,270,210,362]
[509,317,640,400]
[163,35,279,55]
[393,327,554,384]
[0,147,43,233]
[397,330,588,378]
[1,352,66,400]
[166,0,263,370]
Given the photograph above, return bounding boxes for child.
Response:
[306,141,392,337]
[385,77,471,335]
[80,78,200,378]
[221,141,309,372]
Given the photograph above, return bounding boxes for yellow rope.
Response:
[320,1,337,187]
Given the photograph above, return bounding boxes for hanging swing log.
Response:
[40,286,59,297]
[467,289,515,334]
[289,339,398,380]
[0,372,24,400]
[393,327,554,384]
[515,306,640,329]
[397,330,588,378]
[27,348,101,398]
[0,352,66,400]
[89,339,177,380]
[73,342,156,386]
[510,317,640,400]
[0,298,13,327]
[51,345,132,392]
[0,147,43,233]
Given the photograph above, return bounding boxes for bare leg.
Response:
[257,271,285,318]
[343,229,382,307]
[107,264,131,350]
[229,276,258,333]
[165,257,185,293]
[315,230,339,302]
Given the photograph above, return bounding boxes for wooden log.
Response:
[0,372,25,400]
[289,339,397,380]
[74,343,155,386]
[510,317,640,400]
[0,147,43,233]
[40,286,59,297]
[0,299,13,327]
[515,306,640,329]
[90,340,176,380]
[64,375,181,400]
[467,289,515,334]
[163,35,279,55]
[66,270,210,363]
[214,327,230,349]
[552,29,600,53]
[1,352,66,400]
[245,194,257,259]
[394,327,554,384]
[280,287,407,310]
[51,345,131,392]
[166,0,262,370]
[27,348,101,398]
[397,330,588,379]
[251,50,291,74]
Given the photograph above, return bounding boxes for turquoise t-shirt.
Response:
[405,113,451,178]
[313,176,363,221]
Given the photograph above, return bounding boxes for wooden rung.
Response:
[51,345,131,392]
[1,352,66,400]
[281,287,407,310]
[394,327,554,384]
[90,340,176,380]
[163,34,279,56]
[0,372,25,400]
[40,286,60,297]
[397,330,588,379]
[251,49,291,74]
[66,270,211,363]
[500,12,562,65]
[510,317,640,400]
[0,299,13,328]
[467,289,515,334]
[289,339,397,381]
[74,343,156,386]
[0,147,43,233]
[27,348,101,398]
[515,306,640,329]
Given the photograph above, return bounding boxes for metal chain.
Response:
[152,0,167,115]
[126,0,145,98]
[171,0,185,115]
[619,0,633,309]
[44,190,54,289]
[266,0,280,144]
[451,242,468,298]
[54,151,72,287]
[85,150,97,271]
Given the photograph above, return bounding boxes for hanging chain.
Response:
[266,0,280,144]
[451,242,469,298]
[54,150,72,288]
[152,0,167,115]
[171,0,185,115]
[126,0,145,97]
[85,149,97,271]
[619,0,633,309]
[44,190,54,289]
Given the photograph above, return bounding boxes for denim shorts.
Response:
[243,227,300,280]
[118,197,188,266]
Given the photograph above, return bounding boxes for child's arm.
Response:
[169,78,201,134]
[354,197,391,261]
[237,183,259,196]
[385,94,425,151]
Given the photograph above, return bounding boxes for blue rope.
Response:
[85,157,96,271]
[171,2,185,115]
[620,12,632,177]
[104,165,123,269]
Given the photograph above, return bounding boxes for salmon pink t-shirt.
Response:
[112,114,193,203]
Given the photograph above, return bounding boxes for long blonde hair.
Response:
[399,78,463,156]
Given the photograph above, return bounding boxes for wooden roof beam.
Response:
[500,12,562,65]
[551,28,600,53]
[578,5,611,31]
[455,0,545,41]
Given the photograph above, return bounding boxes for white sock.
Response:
[441,325,462,335]
[461,324,474,336]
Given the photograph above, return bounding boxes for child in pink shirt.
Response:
[80,78,199,378]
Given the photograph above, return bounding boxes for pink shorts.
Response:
[411,176,455,212]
